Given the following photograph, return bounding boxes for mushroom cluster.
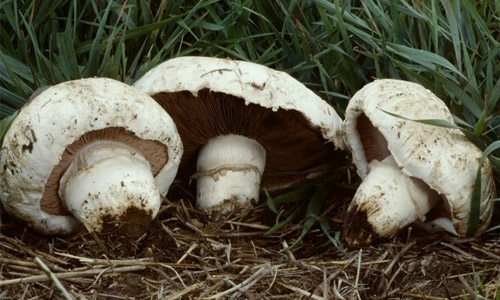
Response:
[1,58,495,250]
[133,56,347,214]
[342,79,496,247]
[0,78,183,237]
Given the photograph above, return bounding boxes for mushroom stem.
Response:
[344,156,440,246]
[195,134,266,213]
[59,140,161,236]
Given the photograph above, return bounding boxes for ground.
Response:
[0,189,499,299]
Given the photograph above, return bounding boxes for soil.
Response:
[1,185,499,300]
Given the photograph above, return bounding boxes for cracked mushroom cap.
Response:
[0,78,183,235]
[343,79,495,244]
[133,56,346,204]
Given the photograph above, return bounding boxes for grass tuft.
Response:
[0,3,499,298]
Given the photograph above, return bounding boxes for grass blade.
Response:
[466,167,482,237]
[281,182,333,252]
[0,111,18,145]
[468,141,500,236]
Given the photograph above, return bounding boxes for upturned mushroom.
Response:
[133,56,346,214]
[342,79,496,247]
[0,78,183,236]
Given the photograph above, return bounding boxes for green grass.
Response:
[1,0,499,234]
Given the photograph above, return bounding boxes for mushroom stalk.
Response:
[195,134,266,213]
[344,156,441,246]
[59,140,161,235]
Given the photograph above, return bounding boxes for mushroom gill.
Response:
[356,113,390,163]
[153,89,344,191]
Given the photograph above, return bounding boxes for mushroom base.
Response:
[59,140,161,236]
[343,156,440,247]
[195,134,266,214]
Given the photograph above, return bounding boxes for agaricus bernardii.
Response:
[342,79,496,247]
[0,78,183,237]
[134,56,346,214]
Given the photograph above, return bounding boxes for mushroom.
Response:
[0,78,183,236]
[133,56,346,214]
[342,79,496,247]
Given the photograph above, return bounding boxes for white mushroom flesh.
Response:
[59,140,160,234]
[195,134,266,213]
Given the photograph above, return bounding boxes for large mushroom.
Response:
[342,79,496,247]
[0,78,183,237]
[133,56,346,214]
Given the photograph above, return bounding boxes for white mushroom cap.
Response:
[0,78,183,235]
[133,56,346,212]
[343,79,495,245]
[134,56,344,148]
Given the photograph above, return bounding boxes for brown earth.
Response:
[1,185,499,300]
